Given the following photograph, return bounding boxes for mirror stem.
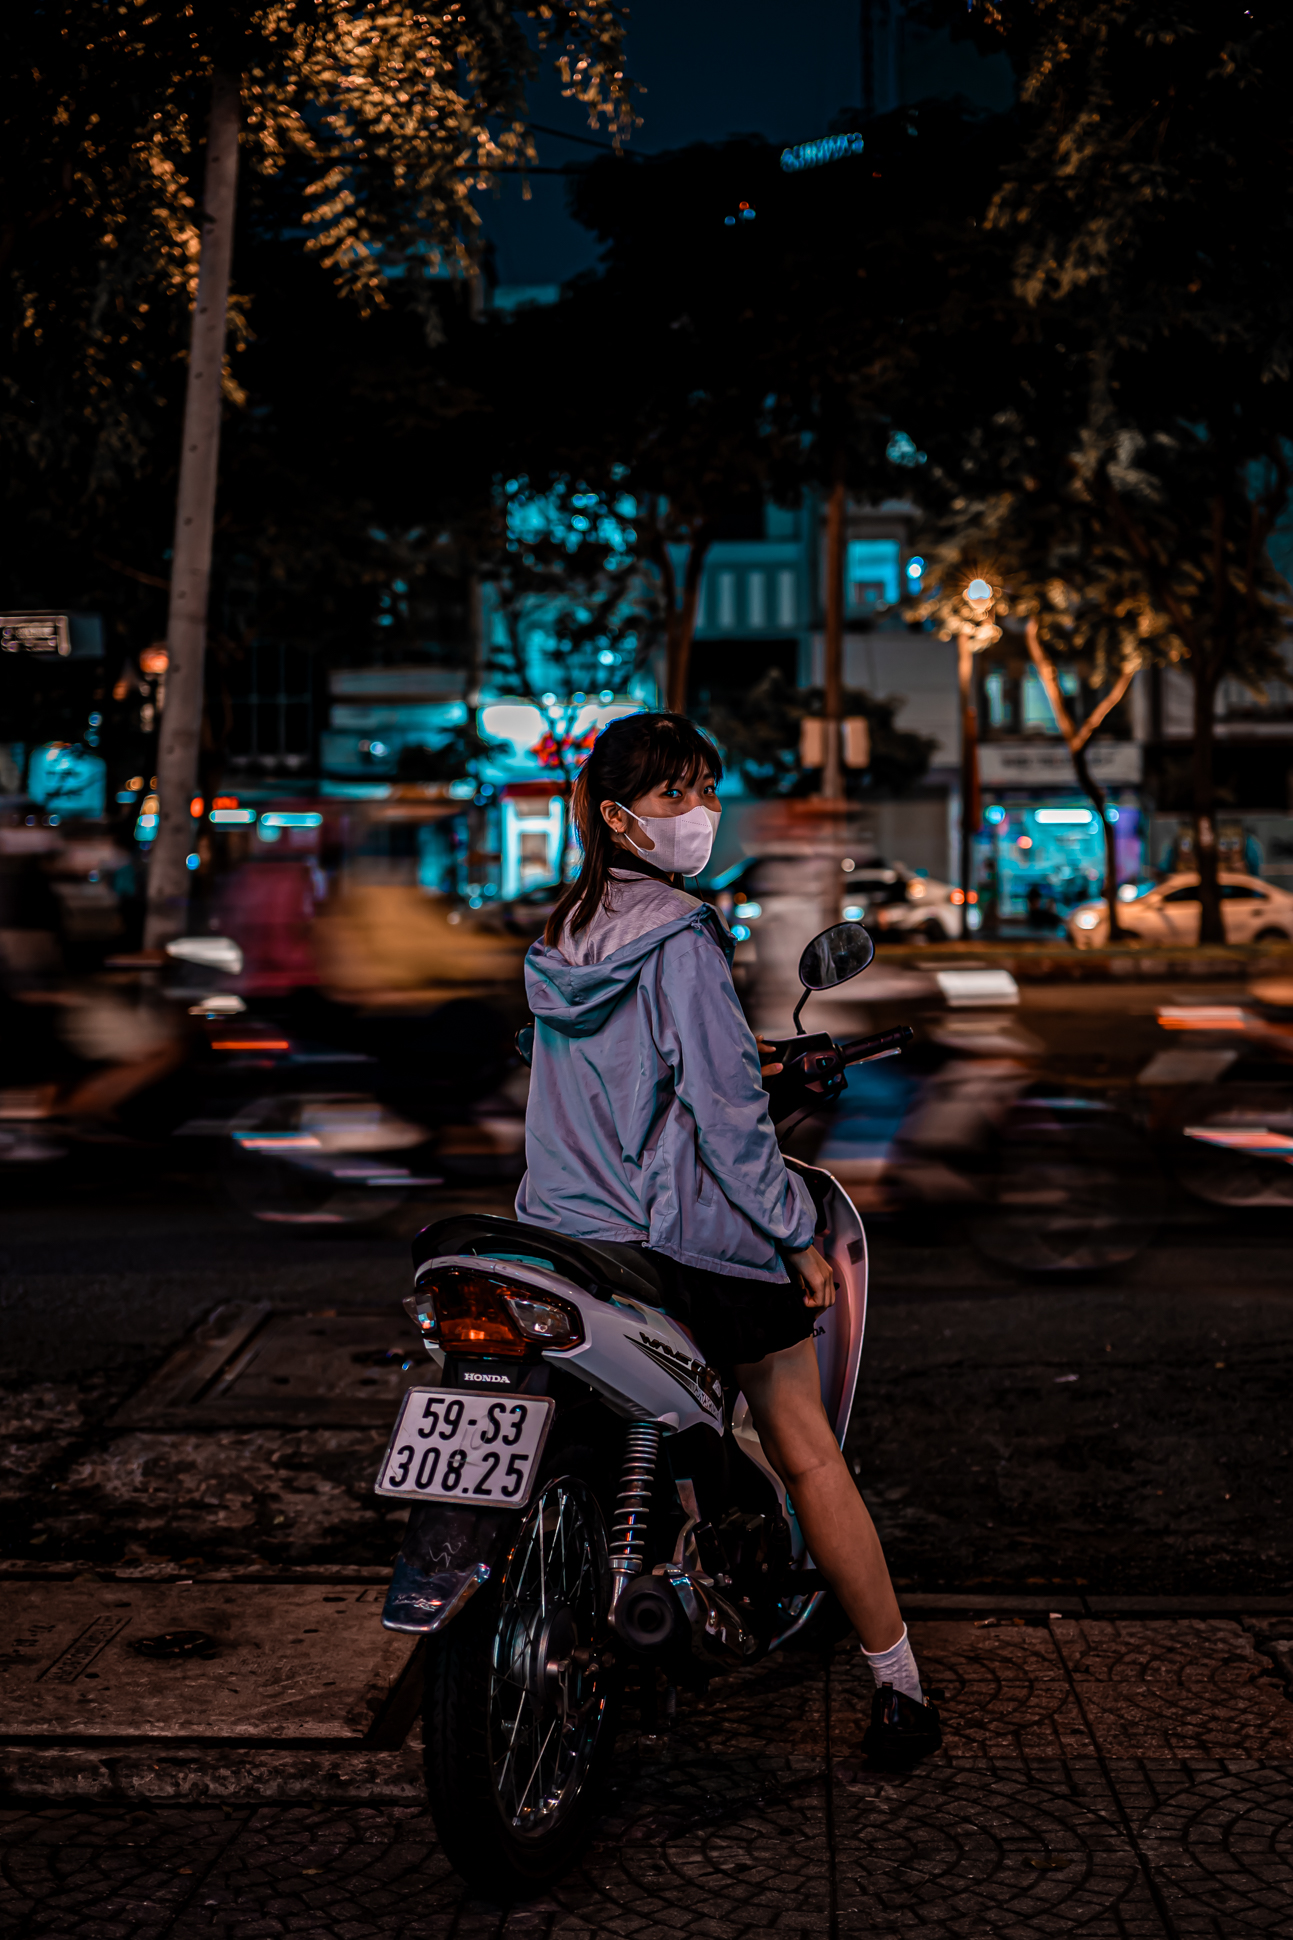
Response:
[792,987,811,1034]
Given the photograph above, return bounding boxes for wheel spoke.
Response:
[537,1494,552,1619]
[485,1476,609,1840]
[495,1687,532,1807]
[513,1714,559,1824]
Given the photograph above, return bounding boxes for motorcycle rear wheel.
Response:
[422,1463,619,1896]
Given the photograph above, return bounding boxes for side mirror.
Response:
[794,921,874,1030]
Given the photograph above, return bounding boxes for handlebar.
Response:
[762,1023,914,1126]
[836,1026,915,1065]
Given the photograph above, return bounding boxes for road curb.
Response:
[903,1592,1293,1619]
[0,1742,425,1806]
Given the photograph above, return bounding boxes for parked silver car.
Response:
[1067,872,1293,948]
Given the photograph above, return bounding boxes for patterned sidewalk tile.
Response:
[159,1804,463,1940]
[548,1655,833,1940]
[1052,1621,1293,1761]
[0,1805,247,1940]
[3,1624,1292,1939]
[850,1620,1098,1761]
[555,1781,835,1940]
[830,1757,1158,1940]
[1105,1760,1293,1938]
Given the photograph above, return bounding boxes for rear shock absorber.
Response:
[608,1420,661,1614]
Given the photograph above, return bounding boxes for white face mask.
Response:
[615,802,719,877]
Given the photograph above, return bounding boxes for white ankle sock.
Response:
[861,1624,924,1703]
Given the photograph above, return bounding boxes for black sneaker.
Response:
[861,1683,943,1769]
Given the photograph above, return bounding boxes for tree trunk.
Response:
[821,478,845,801]
[144,70,241,948]
[1070,744,1122,942]
[664,530,709,715]
[1022,619,1130,939]
[1192,667,1224,944]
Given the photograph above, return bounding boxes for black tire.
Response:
[422,1459,619,1896]
[1254,927,1291,942]
[968,1100,1164,1274]
[1175,1140,1293,1208]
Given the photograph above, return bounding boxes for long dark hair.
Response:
[544,712,723,947]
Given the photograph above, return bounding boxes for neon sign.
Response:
[780,133,865,174]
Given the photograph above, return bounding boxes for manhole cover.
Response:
[113,1304,433,1428]
[0,1580,418,1746]
[129,1630,220,1660]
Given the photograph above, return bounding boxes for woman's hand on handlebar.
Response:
[756,1035,784,1078]
[786,1244,836,1310]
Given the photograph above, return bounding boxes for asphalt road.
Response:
[2,1155,1289,1595]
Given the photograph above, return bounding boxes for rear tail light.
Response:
[505,1294,580,1345]
[403,1268,583,1359]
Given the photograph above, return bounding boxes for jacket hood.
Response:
[525,905,732,1038]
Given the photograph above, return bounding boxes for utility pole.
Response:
[957,632,980,939]
[859,0,900,121]
[145,70,241,948]
[821,478,846,802]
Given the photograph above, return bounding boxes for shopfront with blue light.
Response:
[977,796,1145,929]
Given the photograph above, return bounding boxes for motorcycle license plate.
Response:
[374,1388,554,1509]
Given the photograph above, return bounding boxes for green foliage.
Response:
[911,0,1293,940]
[483,112,1017,678]
[0,0,633,650]
[705,670,935,801]
[396,718,494,785]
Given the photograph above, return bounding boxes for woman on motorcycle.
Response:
[518,711,940,1763]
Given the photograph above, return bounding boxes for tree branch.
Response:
[1072,657,1139,753]
[94,552,171,591]
[1024,618,1077,743]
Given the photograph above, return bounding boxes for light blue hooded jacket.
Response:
[515,890,815,1282]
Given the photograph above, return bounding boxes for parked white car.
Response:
[846,862,965,942]
[1067,872,1293,948]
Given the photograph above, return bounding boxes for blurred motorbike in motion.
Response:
[1141,978,1293,1209]
[784,998,1165,1275]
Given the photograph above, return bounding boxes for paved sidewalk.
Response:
[3,1616,1291,1938]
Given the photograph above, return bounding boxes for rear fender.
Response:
[384,1254,725,1633]
[382,1499,519,1635]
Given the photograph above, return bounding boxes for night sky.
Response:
[478,0,1015,288]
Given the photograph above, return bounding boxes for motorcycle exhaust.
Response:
[615,1571,684,1651]
[614,1564,761,1668]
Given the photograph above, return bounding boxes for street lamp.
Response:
[957,580,999,939]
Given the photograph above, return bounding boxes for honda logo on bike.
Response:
[632,1332,722,1419]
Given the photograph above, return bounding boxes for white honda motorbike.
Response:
[373,922,909,1895]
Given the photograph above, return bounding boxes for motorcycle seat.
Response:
[412,1214,669,1309]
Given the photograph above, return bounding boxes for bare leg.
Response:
[734,1337,903,1654]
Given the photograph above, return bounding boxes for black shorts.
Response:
[641,1251,815,1382]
